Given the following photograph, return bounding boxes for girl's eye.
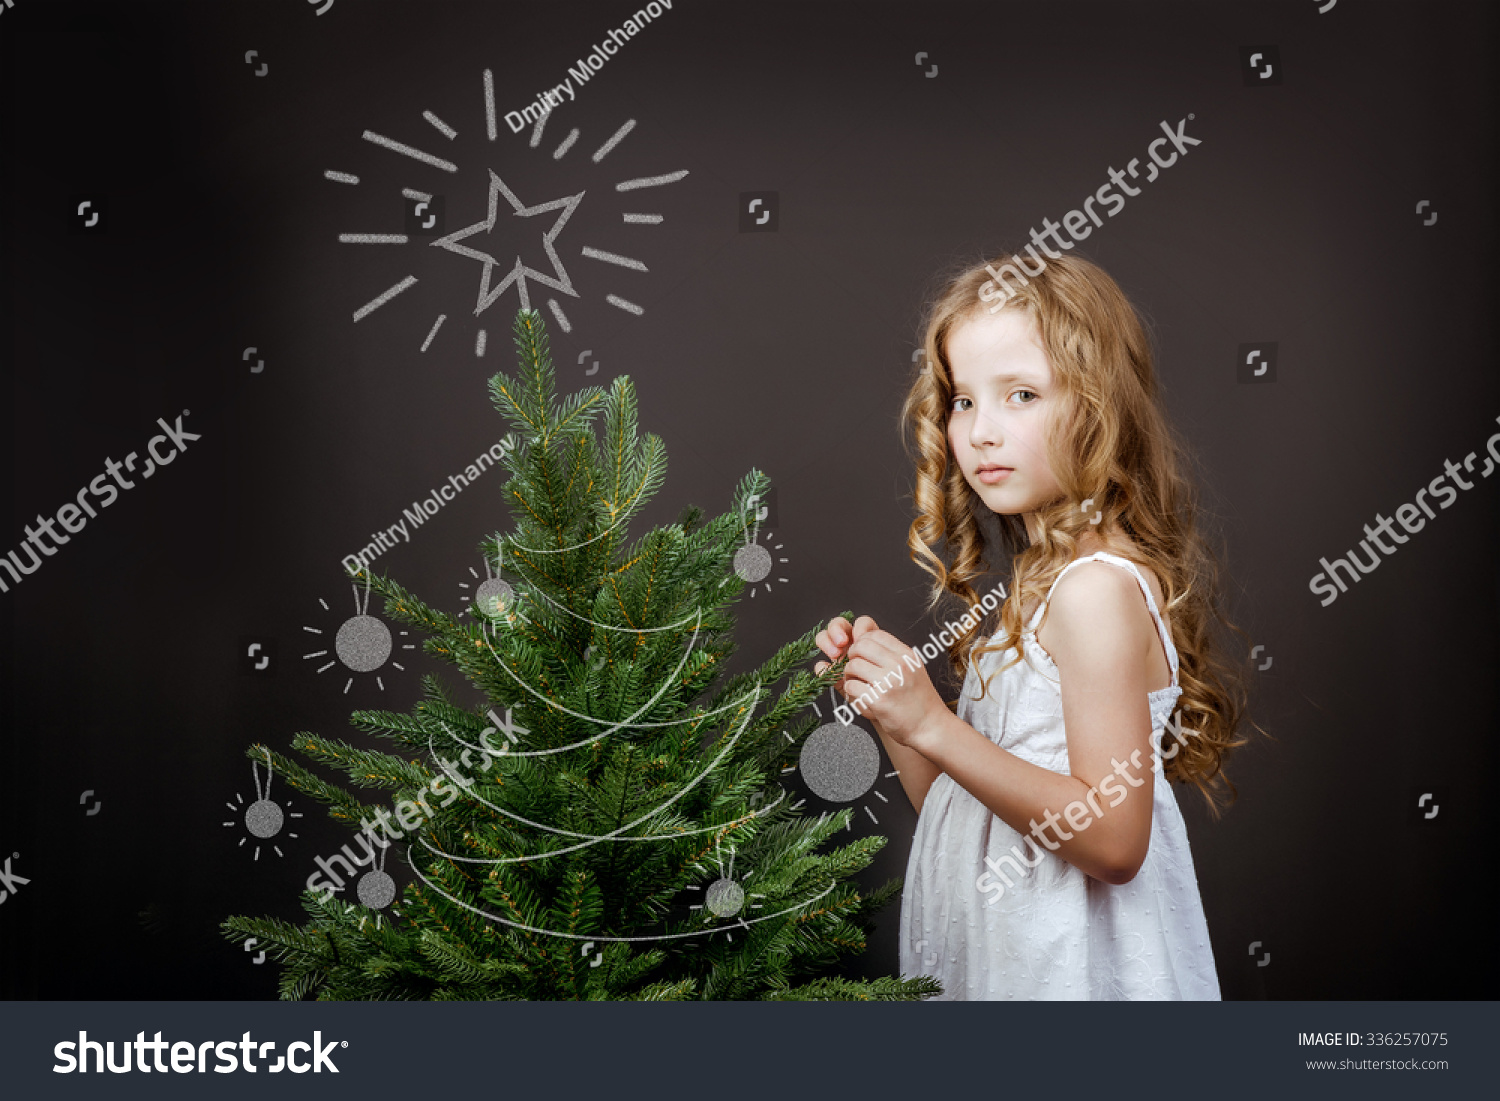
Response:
[1012,389,1038,404]
[951,396,972,413]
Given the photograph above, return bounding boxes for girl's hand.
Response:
[814,615,946,750]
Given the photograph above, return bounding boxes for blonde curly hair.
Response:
[900,250,1259,813]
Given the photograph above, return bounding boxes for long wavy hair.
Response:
[900,250,1258,813]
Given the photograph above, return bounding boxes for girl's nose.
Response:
[969,409,1001,448]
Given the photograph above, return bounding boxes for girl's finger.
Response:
[836,669,874,702]
[839,655,891,690]
[847,631,911,668]
[818,619,851,660]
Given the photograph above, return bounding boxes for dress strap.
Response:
[1028,551,1179,687]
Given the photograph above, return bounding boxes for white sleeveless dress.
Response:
[899,551,1221,1000]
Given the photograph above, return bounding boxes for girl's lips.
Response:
[976,466,1012,484]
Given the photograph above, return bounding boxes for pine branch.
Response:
[761,975,944,1001]
[220,913,336,971]
[621,978,698,1001]
[292,733,436,793]
[244,742,376,828]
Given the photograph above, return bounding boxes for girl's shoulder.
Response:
[1034,545,1170,637]
[1061,540,1166,608]
[1008,538,1170,628]
[1033,546,1176,685]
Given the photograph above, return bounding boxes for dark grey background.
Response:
[1,0,1495,1001]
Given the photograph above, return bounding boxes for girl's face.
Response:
[945,308,1068,535]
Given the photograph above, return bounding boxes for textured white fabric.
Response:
[899,551,1221,1000]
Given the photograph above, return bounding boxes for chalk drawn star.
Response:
[429,171,584,315]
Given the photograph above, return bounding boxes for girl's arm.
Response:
[837,565,1162,885]
[871,723,945,816]
[815,617,945,814]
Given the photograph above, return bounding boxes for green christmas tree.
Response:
[223,309,942,1001]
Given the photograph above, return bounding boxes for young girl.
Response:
[814,251,1253,1000]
